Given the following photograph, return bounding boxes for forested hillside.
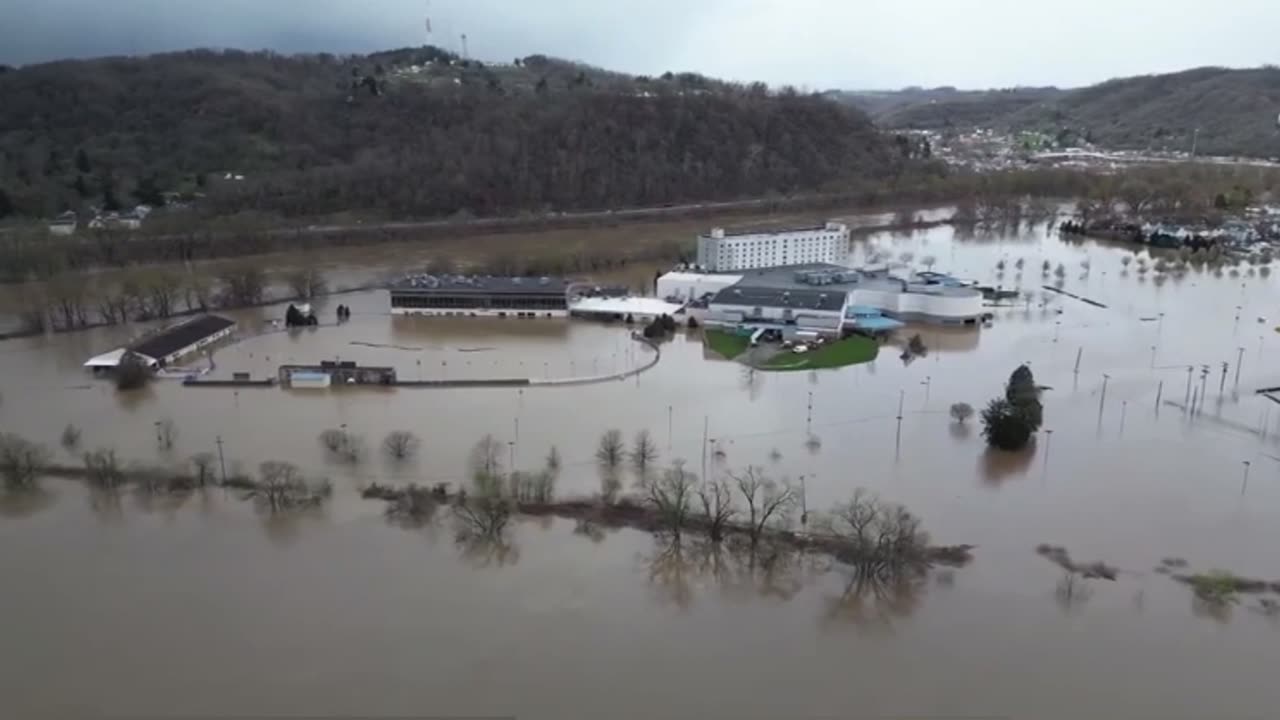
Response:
[0,47,900,219]
[836,67,1280,158]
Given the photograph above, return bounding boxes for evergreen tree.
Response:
[133,173,165,206]
[101,174,122,211]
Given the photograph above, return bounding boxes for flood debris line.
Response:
[1036,544,1119,580]
[1040,285,1108,309]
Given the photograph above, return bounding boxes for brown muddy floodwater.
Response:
[4,216,1280,718]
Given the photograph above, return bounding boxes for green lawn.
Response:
[761,335,879,371]
[704,329,751,359]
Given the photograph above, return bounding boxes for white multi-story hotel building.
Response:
[695,221,850,271]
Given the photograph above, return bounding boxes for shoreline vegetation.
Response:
[0,430,973,576]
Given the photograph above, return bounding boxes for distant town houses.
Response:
[45,204,153,236]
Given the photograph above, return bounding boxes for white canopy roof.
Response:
[570,296,684,318]
[82,348,157,369]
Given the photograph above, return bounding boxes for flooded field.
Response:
[4,216,1280,718]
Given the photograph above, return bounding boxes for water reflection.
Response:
[1054,571,1093,614]
[641,536,823,609]
[259,506,329,547]
[0,487,56,518]
[821,564,927,631]
[979,444,1036,487]
[88,487,125,524]
[456,534,521,568]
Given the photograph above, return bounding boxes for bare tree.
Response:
[382,430,420,461]
[730,466,796,547]
[318,428,349,454]
[245,460,331,512]
[60,423,82,452]
[469,434,504,479]
[318,428,364,464]
[0,434,51,491]
[696,478,737,542]
[950,402,974,424]
[156,418,177,451]
[189,452,217,487]
[630,429,658,471]
[596,429,624,469]
[453,472,512,540]
[217,265,268,308]
[82,448,124,489]
[821,489,930,571]
[286,266,328,300]
[921,255,937,271]
[640,461,698,538]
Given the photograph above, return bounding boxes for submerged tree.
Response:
[0,434,50,492]
[245,460,331,512]
[820,488,930,572]
[949,402,974,424]
[453,467,512,541]
[630,429,658,472]
[82,447,124,489]
[640,461,698,539]
[729,466,796,547]
[596,429,624,469]
[382,430,420,461]
[696,478,737,542]
[979,365,1043,452]
[60,423,82,452]
[189,452,217,486]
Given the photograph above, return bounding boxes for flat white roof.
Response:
[82,348,158,368]
[570,297,684,316]
[658,271,744,284]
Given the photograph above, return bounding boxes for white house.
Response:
[695,221,850,271]
[48,211,78,236]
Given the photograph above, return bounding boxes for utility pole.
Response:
[1184,365,1194,406]
[667,405,673,451]
[1074,347,1082,375]
[1241,460,1251,495]
[215,435,227,484]
[1219,362,1228,395]
[1119,401,1127,436]
[1042,428,1053,472]
[1155,380,1163,415]
[895,389,905,458]
[1199,365,1209,414]
[1235,346,1245,389]
[700,416,709,481]
[1099,373,1110,417]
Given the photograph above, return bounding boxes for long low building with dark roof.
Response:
[389,274,573,318]
[84,314,237,371]
[708,285,850,334]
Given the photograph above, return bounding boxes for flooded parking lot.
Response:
[4,217,1280,718]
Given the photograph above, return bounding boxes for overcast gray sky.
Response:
[3,0,1276,89]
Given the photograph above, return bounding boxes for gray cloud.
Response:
[3,0,1276,89]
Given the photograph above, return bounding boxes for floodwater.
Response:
[4,215,1280,718]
